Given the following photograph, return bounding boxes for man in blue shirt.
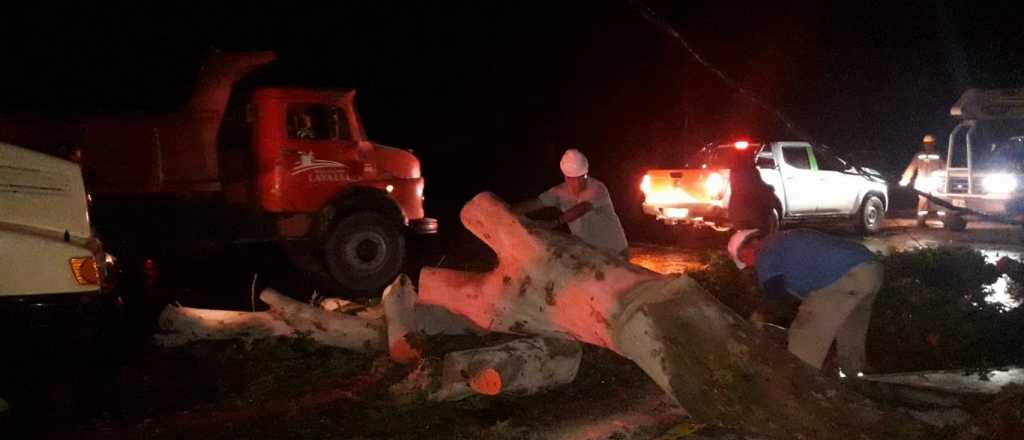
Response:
[728,228,883,374]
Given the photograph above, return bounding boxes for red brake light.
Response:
[734,141,750,150]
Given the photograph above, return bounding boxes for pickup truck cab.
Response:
[641,141,888,233]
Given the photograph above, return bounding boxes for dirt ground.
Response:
[6,215,1024,439]
[30,338,684,440]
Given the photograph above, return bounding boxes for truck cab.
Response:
[641,140,888,233]
[239,87,435,292]
[932,89,1024,231]
[243,88,426,225]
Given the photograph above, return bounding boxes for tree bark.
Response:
[418,192,927,439]
[157,288,385,353]
[382,274,422,364]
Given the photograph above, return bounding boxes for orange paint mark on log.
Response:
[469,368,503,396]
[389,338,421,365]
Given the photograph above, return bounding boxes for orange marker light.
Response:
[69,257,99,285]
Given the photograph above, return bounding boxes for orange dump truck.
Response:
[0,51,436,294]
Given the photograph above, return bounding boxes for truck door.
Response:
[811,147,861,214]
[777,143,818,215]
[269,101,373,212]
[755,144,784,197]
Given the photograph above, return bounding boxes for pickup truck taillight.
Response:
[704,173,727,199]
[640,174,652,195]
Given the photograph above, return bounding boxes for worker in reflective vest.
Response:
[899,134,947,227]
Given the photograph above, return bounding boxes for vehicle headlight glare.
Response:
[982,174,1017,194]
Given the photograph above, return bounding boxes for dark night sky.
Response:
[1,0,1021,238]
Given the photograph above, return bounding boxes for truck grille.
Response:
[946,177,969,193]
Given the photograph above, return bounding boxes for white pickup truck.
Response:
[640,141,889,233]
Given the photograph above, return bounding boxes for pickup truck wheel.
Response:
[324,212,405,296]
[855,196,884,234]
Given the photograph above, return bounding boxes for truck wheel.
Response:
[324,212,405,295]
[855,195,884,234]
[944,214,968,232]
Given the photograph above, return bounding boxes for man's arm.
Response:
[751,275,800,326]
[513,198,546,215]
[559,201,593,224]
[899,157,918,187]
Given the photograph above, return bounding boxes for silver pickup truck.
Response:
[641,141,889,233]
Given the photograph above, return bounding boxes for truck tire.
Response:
[323,212,405,295]
[943,214,968,232]
[855,195,884,234]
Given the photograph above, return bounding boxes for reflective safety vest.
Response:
[901,151,946,190]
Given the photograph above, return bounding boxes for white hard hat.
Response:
[727,229,761,269]
[559,149,589,177]
[922,134,936,144]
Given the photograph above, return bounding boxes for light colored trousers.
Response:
[787,261,884,372]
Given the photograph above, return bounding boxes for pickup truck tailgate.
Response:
[642,168,729,205]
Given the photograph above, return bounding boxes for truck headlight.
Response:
[982,173,1017,194]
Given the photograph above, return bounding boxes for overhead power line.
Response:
[625,0,814,142]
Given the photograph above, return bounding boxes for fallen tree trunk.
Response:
[391,337,582,402]
[382,274,422,364]
[418,192,927,439]
[157,288,386,353]
[156,306,295,346]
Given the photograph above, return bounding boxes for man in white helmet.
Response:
[728,228,883,375]
[515,149,630,259]
[900,134,947,227]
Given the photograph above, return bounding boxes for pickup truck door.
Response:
[777,143,818,215]
[755,144,784,205]
[811,147,862,214]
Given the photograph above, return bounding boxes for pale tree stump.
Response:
[418,192,927,439]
